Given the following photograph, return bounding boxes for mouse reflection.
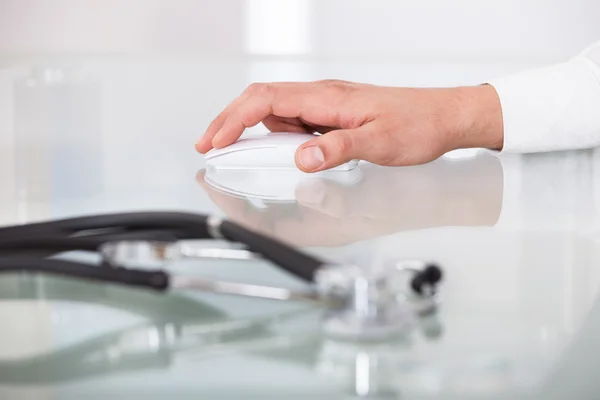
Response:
[196,153,503,247]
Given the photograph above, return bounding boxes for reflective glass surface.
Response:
[2,2,600,398]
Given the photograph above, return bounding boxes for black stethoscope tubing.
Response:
[0,211,326,292]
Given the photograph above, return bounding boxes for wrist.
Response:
[445,85,504,151]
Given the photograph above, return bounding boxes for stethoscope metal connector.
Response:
[315,261,442,341]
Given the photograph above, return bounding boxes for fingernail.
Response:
[296,179,327,205]
[298,146,324,170]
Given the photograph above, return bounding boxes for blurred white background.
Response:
[1,0,599,62]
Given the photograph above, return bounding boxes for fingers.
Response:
[196,109,227,153]
[261,115,311,134]
[196,83,263,153]
[211,92,274,148]
[295,125,373,172]
[199,81,354,151]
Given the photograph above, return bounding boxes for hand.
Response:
[196,80,503,172]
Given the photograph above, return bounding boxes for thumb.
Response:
[294,127,368,172]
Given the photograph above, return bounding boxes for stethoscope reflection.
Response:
[0,274,317,384]
[197,153,504,247]
[7,271,599,399]
[0,273,445,399]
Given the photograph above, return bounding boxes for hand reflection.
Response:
[196,153,503,247]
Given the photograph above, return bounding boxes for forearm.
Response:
[485,41,600,153]
[441,40,600,154]
[448,84,505,151]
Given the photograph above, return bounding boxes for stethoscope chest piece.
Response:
[315,261,443,341]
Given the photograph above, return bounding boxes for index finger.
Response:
[196,83,264,153]
[211,81,348,149]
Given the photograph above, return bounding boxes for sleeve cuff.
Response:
[487,57,600,153]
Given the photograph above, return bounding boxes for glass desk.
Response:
[1,56,600,399]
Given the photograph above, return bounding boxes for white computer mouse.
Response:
[204,132,359,171]
[204,167,363,207]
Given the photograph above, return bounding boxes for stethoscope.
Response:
[0,277,313,384]
[0,211,443,341]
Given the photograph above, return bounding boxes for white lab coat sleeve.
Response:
[487,40,600,153]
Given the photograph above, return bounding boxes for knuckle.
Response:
[236,104,257,127]
[245,82,263,94]
[331,130,355,155]
[239,113,254,127]
[320,79,352,93]
[319,79,345,86]
[258,82,275,95]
